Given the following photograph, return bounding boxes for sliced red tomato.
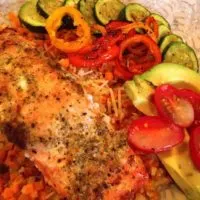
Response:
[154,84,194,128]
[113,60,133,80]
[128,116,184,153]
[68,30,124,68]
[106,20,130,30]
[119,35,162,75]
[189,126,200,170]
[106,21,136,41]
[101,30,125,46]
[128,43,148,57]
[127,29,136,38]
[178,89,200,129]
[68,45,119,68]
[145,16,159,38]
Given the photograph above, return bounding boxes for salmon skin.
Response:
[0,29,148,199]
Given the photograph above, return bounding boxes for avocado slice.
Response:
[140,63,200,92]
[158,132,200,200]
[124,63,200,200]
[124,75,157,116]
[160,184,187,200]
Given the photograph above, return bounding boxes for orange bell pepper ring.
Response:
[45,6,91,53]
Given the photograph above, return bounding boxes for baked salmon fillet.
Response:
[0,28,149,199]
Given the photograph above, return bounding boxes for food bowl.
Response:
[0,0,199,199]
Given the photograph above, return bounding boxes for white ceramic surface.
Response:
[0,0,199,199]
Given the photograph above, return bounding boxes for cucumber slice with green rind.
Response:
[95,0,125,25]
[79,0,98,25]
[150,13,170,29]
[163,42,199,72]
[19,0,46,32]
[160,34,183,53]
[158,25,171,42]
[118,7,126,20]
[37,0,66,18]
[124,3,150,22]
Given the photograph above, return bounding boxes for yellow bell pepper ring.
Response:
[45,6,91,53]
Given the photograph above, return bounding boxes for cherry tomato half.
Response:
[128,116,184,153]
[154,84,194,128]
[189,126,200,171]
[178,89,200,129]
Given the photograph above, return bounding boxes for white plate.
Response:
[0,0,198,199]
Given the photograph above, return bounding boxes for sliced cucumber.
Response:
[95,0,125,25]
[79,0,98,25]
[158,25,171,42]
[150,13,170,29]
[118,7,126,20]
[37,0,66,18]
[124,3,150,22]
[160,34,183,53]
[64,0,80,7]
[163,42,199,72]
[19,0,46,32]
